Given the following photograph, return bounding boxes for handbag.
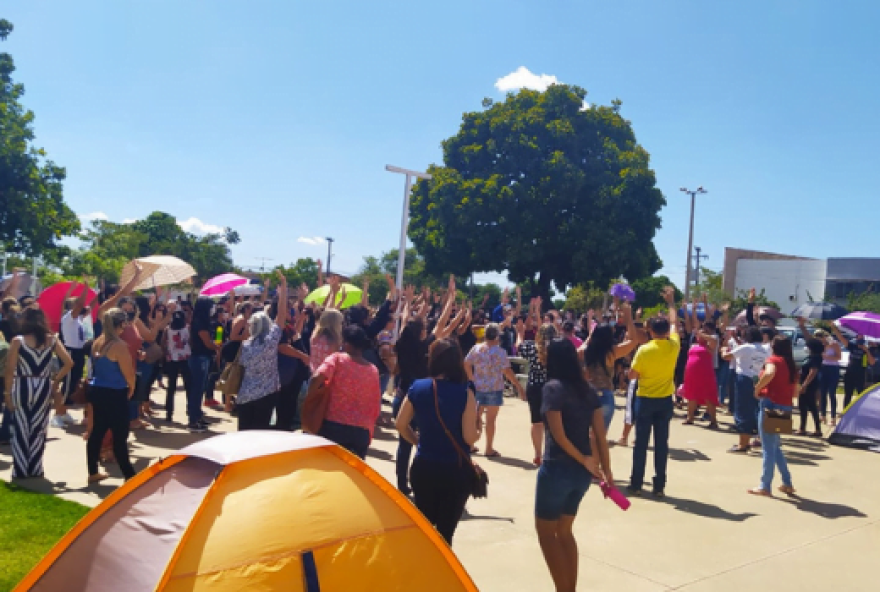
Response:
[301,378,331,434]
[217,345,244,396]
[432,380,488,499]
[762,408,793,435]
[143,342,164,365]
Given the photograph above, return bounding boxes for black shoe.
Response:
[625,485,643,496]
[187,422,207,433]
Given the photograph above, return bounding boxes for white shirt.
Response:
[60,312,86,349]
[727,337,738,369]
[730,343,769,378]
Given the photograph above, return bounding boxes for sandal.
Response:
[707,422,719,430]
[810,431,823,438]
[615,438,629,447]
[88,473,110,483]
[727,445,750,454]
[747,488,772,497]
[485,450,501,458]
[778,485,796,495]
[682,420,695,425]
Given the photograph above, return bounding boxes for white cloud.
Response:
[78,211,109,222]
[178,217,224,235]
[297,236,326,246]
[122,218,139,224]
[495,67,560,92]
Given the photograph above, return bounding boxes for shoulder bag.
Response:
[432,379,488,499]
[301,376,332,434]
[217,344,244,396]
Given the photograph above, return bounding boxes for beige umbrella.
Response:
[119,256,197,290]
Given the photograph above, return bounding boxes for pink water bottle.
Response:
[600,481,631,511]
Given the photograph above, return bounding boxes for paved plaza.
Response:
[2,390,878,591]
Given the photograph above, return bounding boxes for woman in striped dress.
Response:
[3,308,73,479]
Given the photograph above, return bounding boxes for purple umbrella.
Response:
[609,283,636,302]
[836,312,880,339]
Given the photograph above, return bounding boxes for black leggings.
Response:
[64,347,87,399]
[410,457,472,545]
[164,360,190,418]
[237,392,278,431]
[87,386,136,479]
[798,388,821,433]
[843,371,866,410]
[273,379,304,431]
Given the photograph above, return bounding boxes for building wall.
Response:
[722,247,814,295]
[734,259,827,310]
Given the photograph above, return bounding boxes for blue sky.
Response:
[4,1,879,291]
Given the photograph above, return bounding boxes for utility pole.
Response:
[326,237,334,275]
[693,246,709,289]
[680,186,707,300]
[256,257,273,273]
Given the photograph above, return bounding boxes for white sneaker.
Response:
[59,413,78,426]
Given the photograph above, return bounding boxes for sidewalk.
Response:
[2,390,878,591]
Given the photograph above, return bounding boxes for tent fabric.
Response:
[17,432,478,592]
[829,384,880,448]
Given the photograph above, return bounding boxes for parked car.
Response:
[776,326,849,376]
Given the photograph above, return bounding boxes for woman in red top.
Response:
[749,336,797,497]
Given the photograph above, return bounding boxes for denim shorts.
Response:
[476,390,504,407]
[535,459,592,520]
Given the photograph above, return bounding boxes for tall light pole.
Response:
[385,165,432,292]
[325,237,334,275]
[680,186,707,301]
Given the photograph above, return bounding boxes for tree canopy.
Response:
[408,84,665,302]
[64,211,240,283]
[0,20,79,256]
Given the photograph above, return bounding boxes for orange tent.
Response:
[16,431,478,591]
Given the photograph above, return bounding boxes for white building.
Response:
[723,248,880,310]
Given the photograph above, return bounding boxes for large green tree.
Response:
[64,211,239,283]
[0,20,79,256]
[409,84,665,303]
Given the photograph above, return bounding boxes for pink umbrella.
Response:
[37,282,98,332]
[199,273,249,297]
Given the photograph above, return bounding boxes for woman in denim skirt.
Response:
[464,323,524,457]
[535,338,611,592]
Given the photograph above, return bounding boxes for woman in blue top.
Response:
[87,308,137,483]
[395,338,480,545]
[536,338,611,592]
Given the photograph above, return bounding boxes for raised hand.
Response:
[662,286,676,305]
[275,269,287,285]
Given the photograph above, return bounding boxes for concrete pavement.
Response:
[2,388,878,591]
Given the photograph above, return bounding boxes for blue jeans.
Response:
[715,366,729,405]
[598,389,615,430]
[820,365,840,419]
[758,399,793,491]
[630,396,674,491]
[187,355,212,423]
[734,375,758,434]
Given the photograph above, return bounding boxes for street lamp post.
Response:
[680,186,707,301]
[325,237,334,275]
[385,165,432,292]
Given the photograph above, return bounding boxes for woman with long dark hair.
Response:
[392,317,430,493]
[396,338,479,545]
[516,322,557,465]
[187,297,221,432]
[749,336,797,496]
[3,308,73,479]
[581,302,637,430]
[535,338,610,592]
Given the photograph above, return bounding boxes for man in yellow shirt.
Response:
[628,286,680,497]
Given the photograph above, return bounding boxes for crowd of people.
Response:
[0,265,866,592]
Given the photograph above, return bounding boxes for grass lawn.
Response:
[0,481,90,592]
